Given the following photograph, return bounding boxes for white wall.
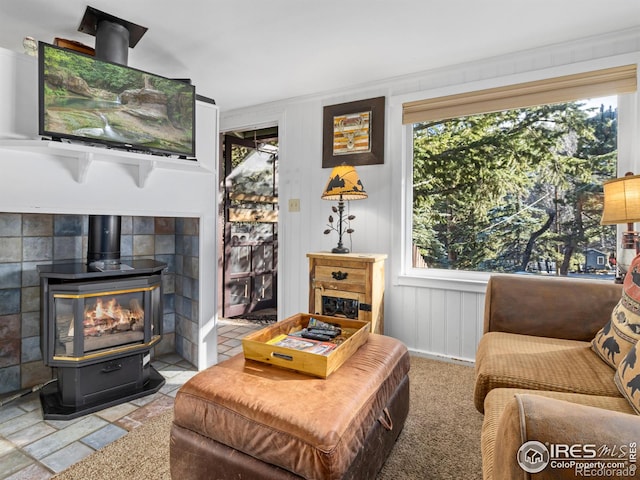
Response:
[0,48,220,370]
[222,27,640,363]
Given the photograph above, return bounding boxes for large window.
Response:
[404,66,637,278]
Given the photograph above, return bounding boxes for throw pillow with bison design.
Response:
[591,259,640,369]
[615,340,640,414]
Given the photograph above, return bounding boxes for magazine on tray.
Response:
[267,334,336,355]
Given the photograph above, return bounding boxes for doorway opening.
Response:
[220,127,278,322]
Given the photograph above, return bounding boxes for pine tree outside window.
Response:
[404,66,637,278]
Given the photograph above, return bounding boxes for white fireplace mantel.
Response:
[0,139,212,187]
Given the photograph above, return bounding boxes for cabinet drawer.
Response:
[314,266,366,291]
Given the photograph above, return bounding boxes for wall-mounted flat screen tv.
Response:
[38,41,196,158]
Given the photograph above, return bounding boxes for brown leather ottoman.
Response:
[170,333,410,480]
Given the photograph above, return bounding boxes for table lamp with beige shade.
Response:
[601,172,640,281]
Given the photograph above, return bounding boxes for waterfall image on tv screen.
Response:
[38,42,195,157]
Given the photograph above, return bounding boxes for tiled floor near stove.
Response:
[0,318,262,479]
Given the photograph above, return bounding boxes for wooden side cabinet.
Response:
[307,252,386,334]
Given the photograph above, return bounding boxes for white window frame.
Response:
[391,61,640,293]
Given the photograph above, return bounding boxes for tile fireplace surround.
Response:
[0,213,201,396]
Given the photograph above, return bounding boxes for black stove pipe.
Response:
[87,215,121,264]
[86,18,131,265]
[95,19,130,65]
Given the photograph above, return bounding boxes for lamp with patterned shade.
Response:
[321,165,368,253]
[601,172,640,281]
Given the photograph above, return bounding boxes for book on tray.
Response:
[266,334,337,355]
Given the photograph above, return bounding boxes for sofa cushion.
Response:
[615,338,640,414]
[592,257,640,369]
[474,331,621,412]
[483,274,621,341]
[482,388,634,480]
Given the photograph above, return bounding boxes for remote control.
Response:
[308,328,340,338]
[301,331,332,341]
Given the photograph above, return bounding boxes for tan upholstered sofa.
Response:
[474,274,640,480]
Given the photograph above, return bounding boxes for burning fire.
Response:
[83,297,145,336]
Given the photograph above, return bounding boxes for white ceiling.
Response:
[0,1,639,111]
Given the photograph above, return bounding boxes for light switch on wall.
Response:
[288,198,300,212]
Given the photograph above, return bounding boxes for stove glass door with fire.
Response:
[45,275,162,364]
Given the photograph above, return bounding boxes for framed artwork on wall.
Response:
[322,96,385,168]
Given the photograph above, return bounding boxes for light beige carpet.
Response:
[54,356,483,480]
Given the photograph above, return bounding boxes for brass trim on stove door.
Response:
[52,335,161,362]
[53,285,158,300]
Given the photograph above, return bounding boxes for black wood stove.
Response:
[37,214,167,420]
[38,258,166,420]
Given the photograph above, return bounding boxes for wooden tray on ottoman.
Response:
[242,313,369,378]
